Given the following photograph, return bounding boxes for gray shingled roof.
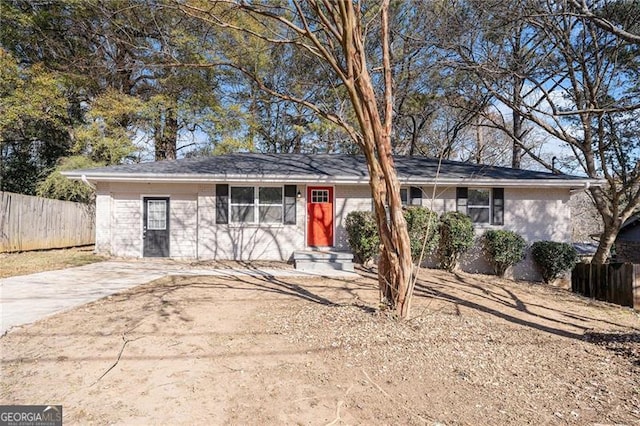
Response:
[63,153,598,186]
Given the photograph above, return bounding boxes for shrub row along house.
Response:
[63,154,601,280]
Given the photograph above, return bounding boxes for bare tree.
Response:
[450,0,640,263]
[567,0,640,44]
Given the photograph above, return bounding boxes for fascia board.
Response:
[62,171,604,188]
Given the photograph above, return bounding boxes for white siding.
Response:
[503,187,571,241]
[197,184,216,259]
[459,187,571,281]
[393,185,572,281]
[198,183,305,261]
[107,183,198,258]
[95,182,111,255]
[111,193,142,257]
[334,185,373,251]
[170,194,197,259]
[93,180,573,280]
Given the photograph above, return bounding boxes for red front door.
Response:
[307,186,334,247]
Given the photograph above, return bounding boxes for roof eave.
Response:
[62,171,603,189]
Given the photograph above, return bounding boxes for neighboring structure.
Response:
[613,216,640,263]
[63,154,601,280]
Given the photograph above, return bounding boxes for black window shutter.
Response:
[216,184,229,224]
[400,188,408,205]
[410,186,422,205]
[492,188,504,225]
[456,187,468,214]
[284,185,297,224]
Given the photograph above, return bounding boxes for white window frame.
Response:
[310,189,329,204]
[467,188,491,224]
[146,199,168,230]
[229,185,284,224]
[400,188,409,206]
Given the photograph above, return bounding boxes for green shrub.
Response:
[483,230,526,277]
[404,207,439,262]
[438,211,474,272]
[345,211,380,264]
[531,241,578,283]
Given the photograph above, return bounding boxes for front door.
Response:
[143,197,170,257]
[307,187,333,247]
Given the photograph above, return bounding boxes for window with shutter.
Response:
[456,187,504,225]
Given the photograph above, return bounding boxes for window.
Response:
[147,200,167,230]
[400,188,408,205]
[229,186,283,224]
[468,188,490,223]
[259,187,283,223]
[456,187,504,225]
[230,187,255,223]
[400,187,422,206]
[217,184,296,225]
[311,189,329,203]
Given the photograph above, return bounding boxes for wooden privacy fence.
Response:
[571,263,640,309]
[0,191,95,252]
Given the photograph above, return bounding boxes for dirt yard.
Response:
[0,246,104,278]
[1,266,639,425]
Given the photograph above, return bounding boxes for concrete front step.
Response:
[293,250,355,273]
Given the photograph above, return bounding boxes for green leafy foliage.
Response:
[73,89,142,165]
[531,241,578,283]
[404,207,439,261]
[36,156,103,204]
[345,211,380,264]
[0,49,73,194]
[438,211,474,272]
[483,230,526,277]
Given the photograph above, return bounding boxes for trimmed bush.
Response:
[438,211,474,272]
[404,206,439,262]
[531,241,578,283]
[483,230,526,277]
[345,211,380,264]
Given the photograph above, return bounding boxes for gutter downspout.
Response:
[81,174,96,190]
[570,181,591,194]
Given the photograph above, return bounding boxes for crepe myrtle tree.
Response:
[177,1,416,317]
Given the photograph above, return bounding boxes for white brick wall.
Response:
[95,182,111,255]
[106,183,198,258]
[94,181,573,281]
[334,185,373,251]
[111,193,142,257]
[198,183,305,261]
[169,194,197,259]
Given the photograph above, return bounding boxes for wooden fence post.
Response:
[571,262,638,309]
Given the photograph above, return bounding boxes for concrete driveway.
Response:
[0,260,357,335]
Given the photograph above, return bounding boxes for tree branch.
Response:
[567,0,640,44]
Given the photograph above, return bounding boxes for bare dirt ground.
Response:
[1,265,639,425]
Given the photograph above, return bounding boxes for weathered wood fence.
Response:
[0,191,95,252]
[571,263,640,309]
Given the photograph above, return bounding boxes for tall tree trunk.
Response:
[155,102,178,161]
[511,76,524,169]
[475,115,484,164]
[339,1,414,317]
[593,222,618,264]
[589,186,631,265]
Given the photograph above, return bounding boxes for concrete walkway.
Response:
[0,260,358,335]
